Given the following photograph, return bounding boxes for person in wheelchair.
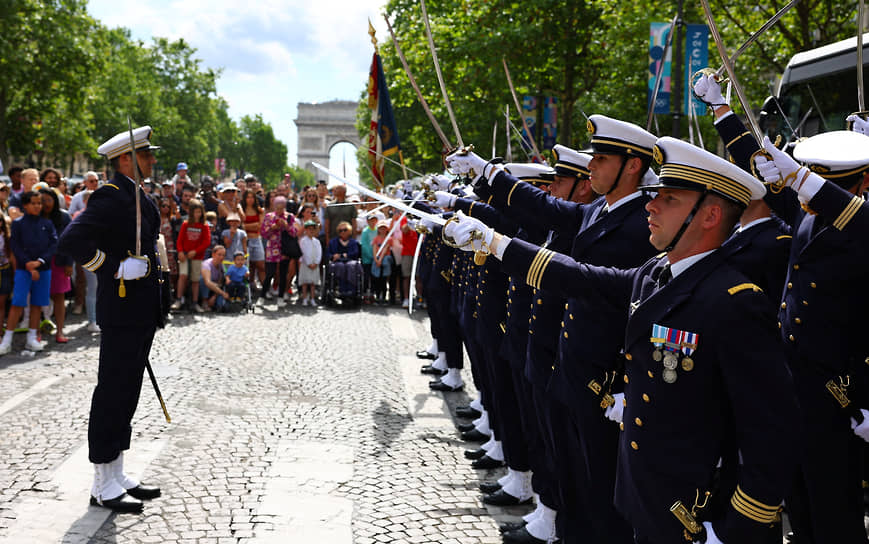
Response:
[224,250,249,301]
[327,221,361,296]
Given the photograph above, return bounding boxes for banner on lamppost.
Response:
[542,97,558,150]
[648,22,673,115]
[684,24,709,115]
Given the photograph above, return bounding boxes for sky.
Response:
[86,0,388,181]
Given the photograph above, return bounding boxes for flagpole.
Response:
[398,150,410,181]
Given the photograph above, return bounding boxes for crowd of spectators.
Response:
[0,160,424,355]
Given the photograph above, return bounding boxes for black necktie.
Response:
[597,207,608,221]
[657,264,672,288]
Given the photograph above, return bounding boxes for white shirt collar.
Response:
[603,190,644,214]
[668,249,717,279]
[736,216,771,233]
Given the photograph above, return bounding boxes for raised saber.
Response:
[713,0,800,79]
[503,58,544,162]
[700,0,763,143]
[312,162,446,226]
[419,0,463,148]
[384,15,452,150]
[408,232,425,316]
[647,14,678,132]
[859,0,865,111]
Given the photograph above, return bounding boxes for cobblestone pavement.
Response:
[0,302,529,543]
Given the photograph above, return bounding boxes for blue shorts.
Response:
[12,268,51,307]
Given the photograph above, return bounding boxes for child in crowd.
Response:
[370,220,395,304]
[224,250,249,301]
[0,191,57,354]
[204,210,220,259]
[0,213,16,333]
[173,199,210,312]
[359,212,383,302]
[221,213,247,260]
[298,220,321,306]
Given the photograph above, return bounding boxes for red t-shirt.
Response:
[176,221,212,259]
[400,216,418,256]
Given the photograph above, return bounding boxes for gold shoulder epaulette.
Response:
[728,283,763,295]
[655,252,667,258]
[103,183,120,190]
[775,235,792,241]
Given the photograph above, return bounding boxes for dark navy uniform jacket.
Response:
[718,114,869,382]
[501,238,798,544]
[480,176,575,390]
[58,172,163,329]
[721,217,792,304]
[489,171,658,406]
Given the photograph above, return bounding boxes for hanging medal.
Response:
[650,324,666,362]
[662,327,682,383]
[680,331,698,372]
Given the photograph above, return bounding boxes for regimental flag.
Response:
[367,52,400,188]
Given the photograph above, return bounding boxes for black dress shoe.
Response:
[499,520,527,533]
[125,483,161,500]
[482,489,531,506]
[503,527,546,544]
[479,481,501,493]
[457,422,476,433]
[455,406,482,419]
[90,493,144,513]
[429,380,464,392]
[420,364,447,376]
[461,428,490,442]
[416,350,437,360]
[465,448,487,460]
[471,455,504,470]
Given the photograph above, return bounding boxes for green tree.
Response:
[236,114,288,188]
[0,0,101,167]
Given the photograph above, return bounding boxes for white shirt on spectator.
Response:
[299,234,322,266]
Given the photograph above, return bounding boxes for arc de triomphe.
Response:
[294,100,361,179]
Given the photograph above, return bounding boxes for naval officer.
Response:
[58,126,164,513]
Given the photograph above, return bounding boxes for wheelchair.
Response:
[321,258,363,308]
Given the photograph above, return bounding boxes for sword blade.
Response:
[127,116,142,256]
[312,162,446,226]
[859,0,865,111]
[408,233,425,316]
[701,0,764,143]
[715,0,800,78]
[502,58,545,162]
[647,14,678,132]
[383,15,452,150]
[419,0,463,148]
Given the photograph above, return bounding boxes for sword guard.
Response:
[847,111,869,131]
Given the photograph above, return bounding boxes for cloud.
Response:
[88,0,385,170]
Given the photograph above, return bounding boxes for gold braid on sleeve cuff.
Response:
[833,195,864,231]
[83,249,106,272]
[730,486,780,524]
[526,248,555,290]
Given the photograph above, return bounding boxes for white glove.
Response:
[604,393,625,424]
[115,256,149,280]
[402,180,413,195]
[462,185,480,201]
[693,74,727,111]
[445,150,490,182]
[429,174,452,192]
[847,114,869,136]
[420,217,438,231]
[443,211,494,252]
[850,409,869,442]
[434,190,457,209]
[694,521,724,544]
[753,136,802,186]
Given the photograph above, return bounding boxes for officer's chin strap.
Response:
[605,156,630,195]
[566,176,580,201]
[663,191,708,252]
